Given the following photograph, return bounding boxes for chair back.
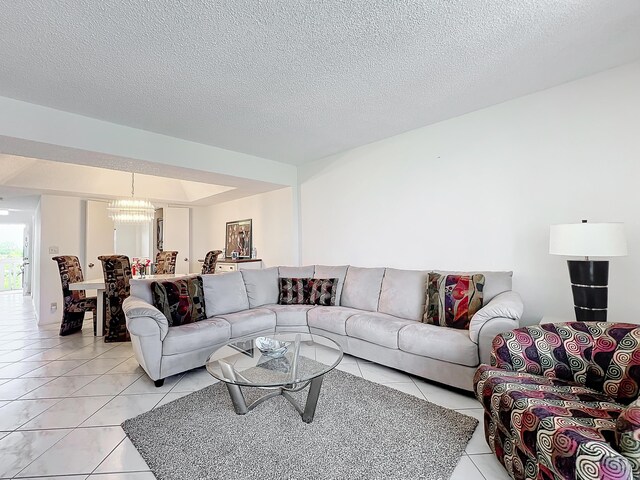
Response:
[492,322,640,404]
[202,250,223,274]
[52,255,94,335]
[99,255,132,342]
[155,250,178,274]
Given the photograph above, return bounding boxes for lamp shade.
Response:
[549,222,627,257]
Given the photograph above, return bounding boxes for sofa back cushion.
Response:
[241,267,279,308]
[378,268,428,321]
[314,265,348,305]
[151,276,206,327]
[279,265,315,278]
[434,270,512,303]
[341,266,385,312]
[202,272,249,316]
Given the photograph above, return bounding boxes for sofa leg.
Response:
[154,379,165,387]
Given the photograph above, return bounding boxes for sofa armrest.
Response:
[477,317,520,366]
[123,296,169,340]
[469,291,523,344]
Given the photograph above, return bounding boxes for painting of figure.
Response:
[225,219,252,258]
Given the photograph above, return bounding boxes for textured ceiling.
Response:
[0,1,639,165]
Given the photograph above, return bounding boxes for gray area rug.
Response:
[122,367,478,480]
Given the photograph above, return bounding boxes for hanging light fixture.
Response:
[107,172,155,224]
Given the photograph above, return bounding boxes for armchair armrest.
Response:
[469,291,523,344]
[123,296,169,340]
[617,398,640,477]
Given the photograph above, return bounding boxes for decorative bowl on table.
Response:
[255,337,290,358]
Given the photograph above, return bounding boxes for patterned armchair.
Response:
[474,322,640,480]
[98,255,132,343]
[155,250,178,274]
[52,255,97,336]
[201,250,222,274]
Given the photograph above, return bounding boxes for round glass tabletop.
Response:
[205,332,343,388]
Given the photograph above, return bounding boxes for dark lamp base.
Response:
[567,260,609,322]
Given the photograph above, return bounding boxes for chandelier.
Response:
[107,173,155,224]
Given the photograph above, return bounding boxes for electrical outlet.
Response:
[49,246,59,255]
[50,302,57,312]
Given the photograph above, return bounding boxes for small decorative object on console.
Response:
[132,257,151,278]
[255,336,291,358]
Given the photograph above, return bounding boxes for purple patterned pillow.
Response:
[424,273,484,329]
[308,278,338,306]
[278,278,309,305]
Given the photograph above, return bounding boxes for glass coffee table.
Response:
[206,332,343,423]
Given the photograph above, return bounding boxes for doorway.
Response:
[0,223,28,293]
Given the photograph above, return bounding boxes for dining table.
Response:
[69,273,185,337]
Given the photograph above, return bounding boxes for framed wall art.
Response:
[225,219,252,258]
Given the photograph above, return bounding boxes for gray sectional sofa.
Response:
[122,266,523,391]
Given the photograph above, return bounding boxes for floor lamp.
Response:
[549,221,627,321]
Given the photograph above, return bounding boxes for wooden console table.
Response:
[216,259,262,273]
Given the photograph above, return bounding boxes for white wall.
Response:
[36,195,84,324]
[299,62,640,325]
[191,188,296,271]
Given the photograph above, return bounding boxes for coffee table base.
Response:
[224,375,324,423]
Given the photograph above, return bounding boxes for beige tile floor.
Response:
[0,291,510,479]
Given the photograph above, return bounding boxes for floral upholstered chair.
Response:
[155,250,178,274]
[52,255,97,336]
[98,255,132,342]
[201,250,223,274]
[474,322,640,480]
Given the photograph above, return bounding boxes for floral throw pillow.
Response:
[278,278,309,305]
[424,273,485,329]
[151,276,207,327]
[308,278,338,306]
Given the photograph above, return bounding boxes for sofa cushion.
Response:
[202,272,249,317]
[278,277,308,305]
[424,273,485,329]
[314,265,349,305]
[346,312,416,349]
[279,265,315,278]
[378,268,428,321]
[308,278,338,306]
[307,306,362,336]
[263,304,315,326]
[341,266,385,312]
[399,323,479,367]
[435,270,512,303]
[151,276,206,327]
[241,268,279,308]
[214,308,276,338]
[162,318,231,355]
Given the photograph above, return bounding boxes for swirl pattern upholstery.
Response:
[201,250,222,274]
[99,255,132,343]
[474,322,640,480]
[155,250,178,274]
[52,255,97,336]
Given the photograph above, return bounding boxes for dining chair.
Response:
[98,255,132,342]
[155,250,178,274]
[201,250,223,274]
[52,255,97,336]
